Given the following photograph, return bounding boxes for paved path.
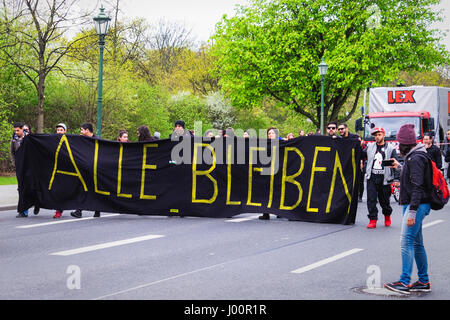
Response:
[0,184,18,211]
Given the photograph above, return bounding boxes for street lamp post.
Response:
[318,58,328,135]
[93,6,111,137]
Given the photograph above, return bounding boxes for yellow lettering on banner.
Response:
[280,147,304,210]
[307,146,330,213]
[226,144,241,205]
[326,149,352,213]
[140,143,158,200]
[48,135,87,191]
[267,145,277,209]
[192,143,218,204]
[246,146,264,207]
[94,140,110,196]
[117,144,132,198]
[349,148,356,214]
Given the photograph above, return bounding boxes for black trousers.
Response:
[366,174,392,220]
[358,169,365,199]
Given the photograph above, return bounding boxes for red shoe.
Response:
[366,220,377,229]
[53,211,62,219]
[385,215,391,227]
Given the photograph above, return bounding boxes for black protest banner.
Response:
[16,134,361,224]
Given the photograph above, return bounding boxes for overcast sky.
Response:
[92,0,449,50]
[117,0,249,44]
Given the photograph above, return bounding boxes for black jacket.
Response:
[398,145,432,211]
[445,148,450,179]
[426,144,442,170]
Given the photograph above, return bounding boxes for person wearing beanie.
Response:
[363,127,399,228]
[71,123,101,219]
[174,120,185,129]
[384,123,433,294]
[170,120,192,140]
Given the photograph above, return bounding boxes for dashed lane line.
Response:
[225,214,260,223]
[15,214,121,229]
[49,234,165,256]
[423,219,444,229]
[290,248,364,274]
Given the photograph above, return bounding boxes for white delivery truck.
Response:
[356,86,450,146]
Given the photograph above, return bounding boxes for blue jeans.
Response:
[399,203,430,285]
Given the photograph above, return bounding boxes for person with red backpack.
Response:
[384,124,433,294]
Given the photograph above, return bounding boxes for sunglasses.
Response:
[338,127,345,131]
[327,126,336,130]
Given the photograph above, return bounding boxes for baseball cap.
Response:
[56,123,67,131]
[371,127,385,135]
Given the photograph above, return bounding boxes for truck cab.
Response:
[357,111,435,146]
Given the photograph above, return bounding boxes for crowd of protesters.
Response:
[10,118,442,294]
[10,119,366,220]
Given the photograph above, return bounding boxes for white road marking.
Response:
[423,219,444,229]
[50,234,164,256]
[93,262,226,300]
[291,248,364,274]
[225,215,260,223]
[16,214,120,229]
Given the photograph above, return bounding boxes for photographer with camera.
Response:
[363,127,400,229]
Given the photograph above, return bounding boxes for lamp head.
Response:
[318,58,328,76]
[93,6,111,36]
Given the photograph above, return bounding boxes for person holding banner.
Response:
[70,123,101,219]
[137,125,156,142]
[11,122,29,218]
[338,123,359,139]
[170,120,192,140]
[326,121,341,138]
[53,123,67,219]
[259,127,280,220]
[117,130,129,142]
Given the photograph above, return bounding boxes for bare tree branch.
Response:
[0,0,94,132]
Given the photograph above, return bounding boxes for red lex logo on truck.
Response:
[387,90,416,104]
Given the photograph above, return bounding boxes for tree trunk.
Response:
[36,75,45,133]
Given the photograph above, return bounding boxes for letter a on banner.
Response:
[48,135,87,191]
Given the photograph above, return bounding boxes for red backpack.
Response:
[429,158,450,210]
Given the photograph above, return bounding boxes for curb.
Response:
[0,184,18,211]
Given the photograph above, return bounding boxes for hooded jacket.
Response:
[398,143,432,217]
[364,141,399,184]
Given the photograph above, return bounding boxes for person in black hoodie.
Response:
[423,132,442,170]
[384,124,432,295]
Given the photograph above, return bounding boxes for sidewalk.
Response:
[0,184,18,211]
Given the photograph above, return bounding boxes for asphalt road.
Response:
[1,200,449,302]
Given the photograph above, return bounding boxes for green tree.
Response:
[0,97,14,169]
[167,92,213,135]
[212,0,449,128]
[0,0,93,133]
[205,91,235,129]
[127,83,172,141]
